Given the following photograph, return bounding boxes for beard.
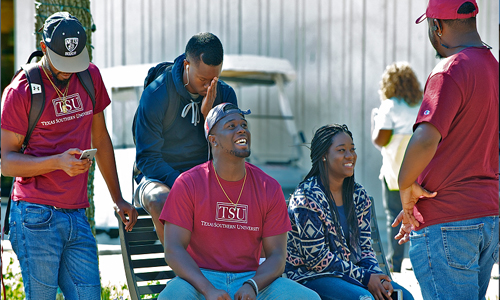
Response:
[49,68,70,87]
[234,149,251,158]
[221,145,251,158]
[226,149,251,158]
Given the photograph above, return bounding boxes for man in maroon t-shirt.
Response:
[157,103,319,300]
[393,1,499,299]
[1,12,137,299]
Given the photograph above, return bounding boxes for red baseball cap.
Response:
[415,0,478,24]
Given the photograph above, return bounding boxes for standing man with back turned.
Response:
[1,12,138,299]
[393,1,499,299]
[134,32,237,245]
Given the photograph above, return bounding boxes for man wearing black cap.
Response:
[155,103,319,300]
[133,32,237,245]
[1,12,138,299]
[393,1,499,299]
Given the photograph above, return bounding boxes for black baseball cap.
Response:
[43,12,90,73]
[204,103,251,140]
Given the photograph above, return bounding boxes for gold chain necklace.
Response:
[213,163,247,206]
[41,61,70,113]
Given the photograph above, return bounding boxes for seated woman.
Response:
[285,124,414,300]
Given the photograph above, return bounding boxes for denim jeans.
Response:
[381,179,405,272]
[409,216,499,300]
[8,201,100,300]
[158,268,320,299]
[302,276,414,300]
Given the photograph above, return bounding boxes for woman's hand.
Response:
[367,273,393,300]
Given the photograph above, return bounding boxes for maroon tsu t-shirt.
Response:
[1,63,110,209]
[159,161,291,272]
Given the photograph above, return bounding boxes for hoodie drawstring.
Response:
[181,100,201,126]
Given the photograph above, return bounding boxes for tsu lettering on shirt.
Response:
[52,93,85,117]
[160,161,291,273]
[215,203,249,224]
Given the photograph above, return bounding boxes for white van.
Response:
[94,55,307,237]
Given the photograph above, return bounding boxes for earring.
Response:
[437,32,442,37]
[322,157,326,161]
[214,142,217,147]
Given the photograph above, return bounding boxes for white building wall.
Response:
[14,0,500,212]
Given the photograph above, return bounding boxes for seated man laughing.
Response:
[157,103,319,300]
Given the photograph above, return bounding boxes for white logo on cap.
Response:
[424,110,430,115]
[65,38,79,56]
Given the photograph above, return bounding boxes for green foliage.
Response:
[2,257,131,300]
[3,257,25,300]
[140,281,160,299]
[86,159,96,236]
[101,282,129,300]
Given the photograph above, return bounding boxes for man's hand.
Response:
[234,283,257,300]
[392,210,413,244]
[201,77,218,119]
[60,148,92,177]
[398,181,437,228]
[203,287,231,300]
[114,199,138,231]
[367,273,393,300]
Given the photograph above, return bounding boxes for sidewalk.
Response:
[2,234,499,300]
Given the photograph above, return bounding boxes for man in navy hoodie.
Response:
[134,32,237,244]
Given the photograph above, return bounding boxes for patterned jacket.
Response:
[285,176,383,287]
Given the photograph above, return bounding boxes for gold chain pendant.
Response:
[213,163,247,206]
[41,60,70,114]
[61,96,67,113]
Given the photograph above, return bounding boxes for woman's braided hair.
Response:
[303,124,359,251]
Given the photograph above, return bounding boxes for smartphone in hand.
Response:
[391,289,402,300]
[79,148,97,161]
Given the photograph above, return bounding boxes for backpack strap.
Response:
[132,64,179,182]
[26,50,43,65]
[77,69,96,110]
[132,63,177,146]
[3,60,45,236]
[163,65,180,132]
[2,185,15,236]
[21,63,45,153]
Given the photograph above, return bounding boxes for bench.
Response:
[115,196,391,299]
[114,208,175,300]
[369,196,392,278]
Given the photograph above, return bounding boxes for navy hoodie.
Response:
[135,53,237,187]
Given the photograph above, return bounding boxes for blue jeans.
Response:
[409,216,499,300]
[8,201,100,300]
[302,276,414,300]
[381,179,405,272]
[158,268,320,299]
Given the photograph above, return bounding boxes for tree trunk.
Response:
[34,0,96,237]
